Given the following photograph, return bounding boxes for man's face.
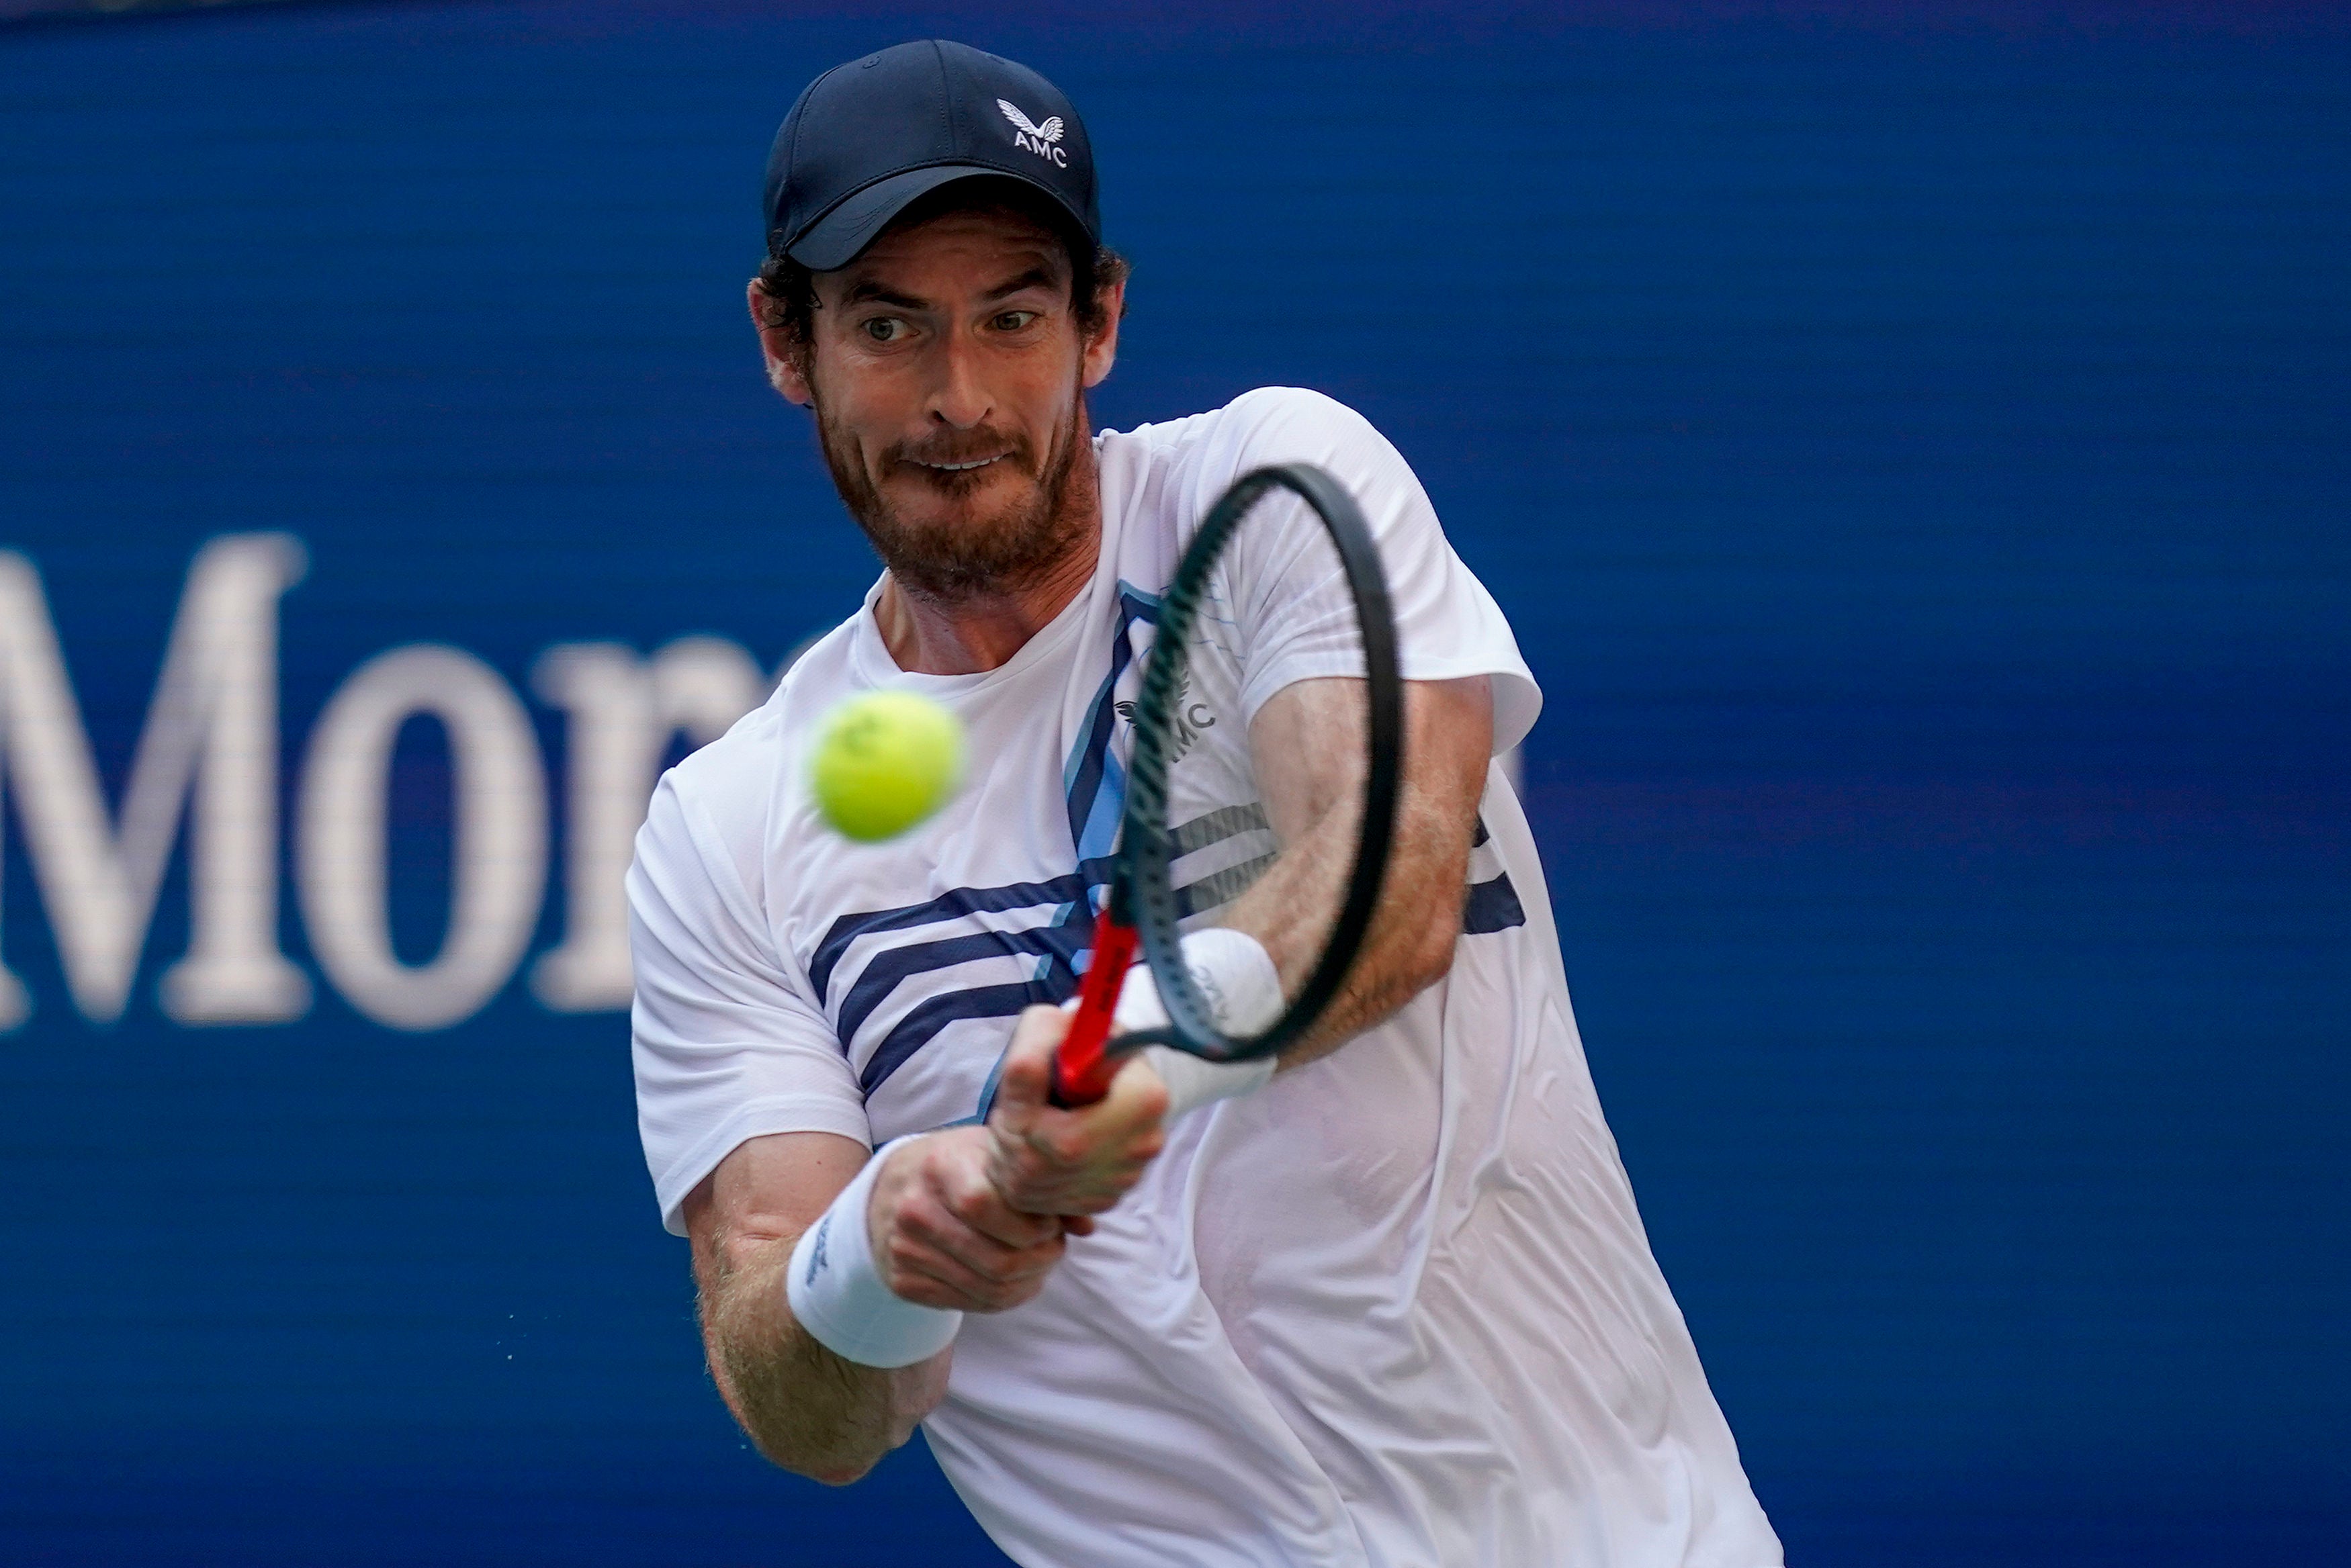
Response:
[758,203,1122,600]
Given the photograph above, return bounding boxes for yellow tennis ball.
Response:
[810,690,966,843]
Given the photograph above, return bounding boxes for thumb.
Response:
[989,1003,1069,1122]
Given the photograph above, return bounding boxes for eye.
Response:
[861,316,906,343]
[991,310,1039,332]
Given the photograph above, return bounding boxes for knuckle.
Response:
[898,1197,950,1247]
[883,1183,927,1226]
[922,1136,969,1183]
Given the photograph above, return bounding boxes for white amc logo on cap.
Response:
[0,534,793,1034]
[996,99,1068,166]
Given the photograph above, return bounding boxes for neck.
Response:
[871,449,1102,676]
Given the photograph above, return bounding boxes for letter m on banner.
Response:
[0,536,310,1029]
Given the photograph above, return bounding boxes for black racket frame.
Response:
[1107,461,1405,1064]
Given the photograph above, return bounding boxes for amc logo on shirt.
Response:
[0,533,793,1034]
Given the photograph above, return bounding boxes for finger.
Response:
[991,1107,1161,1201]
[983,1118,1072,1217]
[981,1052,1169,1217]
[1014,1071,1167,1176]
[886,1224,1065,1311]
[872,1219,998,1311]
[1054,1049,1169,1145]
[1094,1051,1173,1139]
[885,1188,1065,1289]
[937,1162,1064,1250]
[912,1164,1064,1260]
[991,1159,1149,1218]
[908,1227,1065,1296]
[890,1249,1045,1313]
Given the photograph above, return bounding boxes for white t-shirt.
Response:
[629,387,1781,1568]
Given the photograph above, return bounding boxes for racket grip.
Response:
[1052,905,1139,1107]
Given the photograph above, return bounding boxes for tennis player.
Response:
[629,39,1781,1567]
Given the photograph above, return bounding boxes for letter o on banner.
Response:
[298,645,548,1031]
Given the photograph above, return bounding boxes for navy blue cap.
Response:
[764,40,1100,271]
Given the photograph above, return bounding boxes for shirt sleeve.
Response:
[629,770,870,1236]
[1206,387,1541,753]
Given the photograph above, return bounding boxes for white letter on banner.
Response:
[528,637,769,1011]
[0,535,312,1029]
[297,645,547,1031]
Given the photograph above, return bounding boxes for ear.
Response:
[1080,274,1125,389]
[746,278,813,407]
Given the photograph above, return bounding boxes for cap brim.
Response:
[783,163,1093,272]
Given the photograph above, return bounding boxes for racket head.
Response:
[1109,461,1404,1066]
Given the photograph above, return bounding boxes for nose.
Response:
[928,329,993,431]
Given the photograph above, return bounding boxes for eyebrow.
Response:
[982,265,1061,302]
[834,262,1064,312]
[840,279,930,311]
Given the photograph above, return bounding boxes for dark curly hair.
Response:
[752,177,1128,369]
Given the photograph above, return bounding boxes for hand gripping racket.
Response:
[1051,463,1404,1106]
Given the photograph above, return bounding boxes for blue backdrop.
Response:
[1,2,2345,1563]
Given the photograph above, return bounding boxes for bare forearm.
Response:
[683,1122,1073,1483]
[1230,676,1490,1069]
[1225,778,1469,1067]
[698,1231,937,1484]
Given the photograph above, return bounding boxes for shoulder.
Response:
[1216,385,1387,447]
[1213,387,1418,487]
[1096,388,1415,546]
[1100,387,1392,475]
[635,698,781,908]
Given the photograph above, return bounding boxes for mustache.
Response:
[882,427,1036,475]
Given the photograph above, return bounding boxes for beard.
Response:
[814,382,1095,604]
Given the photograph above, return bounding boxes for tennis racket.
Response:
[1051,462,1403,1106]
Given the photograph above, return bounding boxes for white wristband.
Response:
[785,1136,962,1369]
[1115,927,1283,1121]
